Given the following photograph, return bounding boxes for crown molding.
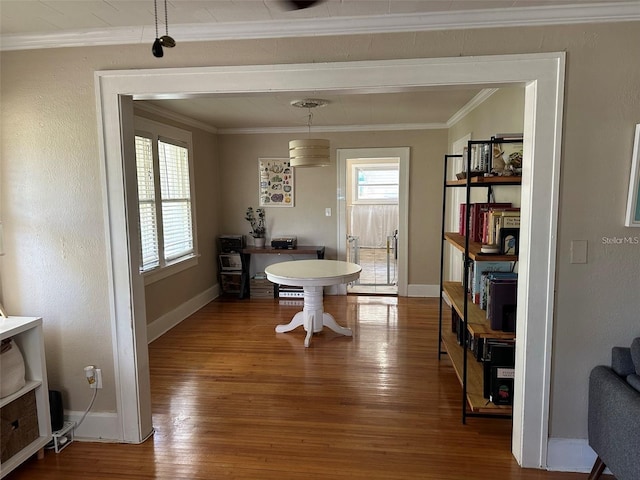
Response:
[2,2,639,51]
[133,102,218,134]
[217,123,448,135]
[447,88,499,127]
[133,101,446,135]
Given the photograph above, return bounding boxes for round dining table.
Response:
[265,259,361,347]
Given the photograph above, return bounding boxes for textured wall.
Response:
[1,22,639,440]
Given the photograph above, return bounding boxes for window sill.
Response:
[142,254,198,286]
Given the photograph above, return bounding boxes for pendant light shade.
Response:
[289,139,330,167]
[289,99,331,167]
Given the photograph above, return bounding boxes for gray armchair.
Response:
[587,337,640,480]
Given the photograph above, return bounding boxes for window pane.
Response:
[159,141,191,199]
[158,140,193,261]
[135,136,159,271]
[358,184,399,200]
[162,201,193,260]
[357,168,398,185]
[139,201,159,271]
[355,166,399,201]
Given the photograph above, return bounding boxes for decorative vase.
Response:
[254,237,266,248]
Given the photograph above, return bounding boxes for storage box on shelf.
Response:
[250,274,274,298]
[438,139,522,423]
[1,316,52,479]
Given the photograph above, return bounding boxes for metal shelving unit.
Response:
[438,139,522,424]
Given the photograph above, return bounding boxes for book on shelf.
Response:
[481,271,517,311]
[485,207,520,246]
[469,261,514,305]
[458,202,511,243]
[487,276,518,332]
[483,340,515,400]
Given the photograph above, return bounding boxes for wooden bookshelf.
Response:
[446,176,522,187]
[444,232,517,262]
[443,282,515,340]
[440,327,512,415]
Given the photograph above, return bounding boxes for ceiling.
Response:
[137,87,493,132]
[2,1,637,131]
[0,0,635,38]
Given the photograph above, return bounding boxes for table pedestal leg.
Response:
[274,286,352,347]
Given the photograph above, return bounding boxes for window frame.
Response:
[351,162,400,205]
[134,116,198,285]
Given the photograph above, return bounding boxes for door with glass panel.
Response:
[346,159,399,294]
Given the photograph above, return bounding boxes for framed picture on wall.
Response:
[624,124,640,227]
[258,158,294,207]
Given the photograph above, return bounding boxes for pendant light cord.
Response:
[164,0,169,36]
[154,0,159,38]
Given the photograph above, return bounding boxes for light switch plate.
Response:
[570,240,588,264]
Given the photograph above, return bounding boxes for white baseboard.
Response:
[61,285,219,443]
[546,438,605,473]
[407,284,440,297]
[64,410,121,442]
[146,284,219,343]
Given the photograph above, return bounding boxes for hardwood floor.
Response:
[9,296,594,479]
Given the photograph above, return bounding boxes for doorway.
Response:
[344,155,400,294]
[337,147,409,296]
[96,54,565,468]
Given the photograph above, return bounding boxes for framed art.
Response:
[258,158,294,207]
[624,124,640,227]
[499,228,520,255]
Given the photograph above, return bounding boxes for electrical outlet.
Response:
[91,368,103,389]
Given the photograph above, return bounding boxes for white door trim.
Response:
[95,54,565,468]
[337,147,409,296]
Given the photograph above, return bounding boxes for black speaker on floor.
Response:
[49,390,64,432]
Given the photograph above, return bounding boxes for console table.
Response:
[265,260,361,347]
[240,245,325,298]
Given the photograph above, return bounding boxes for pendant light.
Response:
[289,99,331,168]
[152,0,176,58]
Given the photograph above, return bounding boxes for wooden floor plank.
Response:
[7,296,598,479]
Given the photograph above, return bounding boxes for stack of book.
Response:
[483,207,520,253]
[459,202,512,242]
[485,272,518,332]
[468,260,514,305]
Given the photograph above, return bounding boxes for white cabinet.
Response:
[1,316,51,478]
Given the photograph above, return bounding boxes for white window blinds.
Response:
[135,135,159,271]
[354,164,399,203]
[158,139,193,261]
[134,119,195,275]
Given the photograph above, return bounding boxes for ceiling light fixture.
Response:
[289,99,330,168]
[152,0,175,58]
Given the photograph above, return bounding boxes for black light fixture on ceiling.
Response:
[152,0,176,58]
[289,99,331,168]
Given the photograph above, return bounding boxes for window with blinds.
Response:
[134,119,195,275]
[353,164,399,203]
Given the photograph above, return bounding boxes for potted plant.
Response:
[245,207,266,247]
